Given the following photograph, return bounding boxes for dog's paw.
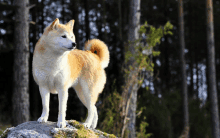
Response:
[83,123,91,128]
[57,121,66,128]
[37,116,48,123]
[91,124,96,129]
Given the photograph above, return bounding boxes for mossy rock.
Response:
[0,127,15,138]
[1,121,117,138]
[64,120,117,138]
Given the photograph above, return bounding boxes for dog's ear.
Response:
[66,19,75,30]
[50,18,59,30]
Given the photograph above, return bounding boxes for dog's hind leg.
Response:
[74,83,98,128]
[38,87,50,123]
[91,105,98,129]
[83,104,96,128]
[73,83,86,108]
[79,80,95,128]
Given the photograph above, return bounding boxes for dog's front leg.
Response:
[38,87,50,123]
[57,89,68,128]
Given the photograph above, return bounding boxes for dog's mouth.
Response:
[64,47,76,50]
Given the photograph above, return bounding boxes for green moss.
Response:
[0,124,11,136]
[53,130,79,138]
[53,120,117,138]
[67,120,99,138]
[76,126,90,138]
[103,132,108,137]
[95,132,100,136]
[0,131,8,138]
[53,130,67,138]
[0,128,12,138]
[68,120,80,127]
[108,134,116,138]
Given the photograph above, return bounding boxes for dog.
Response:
[32,18,109,128]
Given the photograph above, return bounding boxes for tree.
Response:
[178,0,189,137]
[30,0,39,120]
[84,0,90,40]
[12,0,30,126]
[206,0,220,137]
[122,0,141,137]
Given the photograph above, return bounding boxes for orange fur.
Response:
[65,49,106,104]
[84,39,110,68]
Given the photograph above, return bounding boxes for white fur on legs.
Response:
[38,87,50,123]
[83,105,95,128]
[80,79,96,128]
[57,89,68,128]
[91,106,98,129]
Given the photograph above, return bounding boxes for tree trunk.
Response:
[12,0,30,126]
[118,0,122,41]
[62,0,65,23]
[189,0,195,98]
[31,0,39,120]
[102,0,107,42]
[126,0,141,137]
[178,0,189,137]
[206,0,220,137]
[72,0,80,49]
[40,0,44,34]
[84,0,90,40]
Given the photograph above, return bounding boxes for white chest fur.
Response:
[33,51,69,93]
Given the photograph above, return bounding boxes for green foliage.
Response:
[136,88,182,138]
[99,82,153,138]
[124,21,173,78]
[164,22,174,35]
[100,21,173,138]
[152,51,160,57]
[99,87,123,137]
[189,100,211,137]
[136,86,212,138]
[136,117,152,138]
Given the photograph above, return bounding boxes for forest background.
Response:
[0,0,220,138]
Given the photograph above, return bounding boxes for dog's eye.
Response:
[62,35,66,38]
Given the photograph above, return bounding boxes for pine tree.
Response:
[178,0,189,137]
[206,0,220,137]
[12,0,30,126]
[123,0,141,137]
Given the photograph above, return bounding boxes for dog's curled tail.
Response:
[84,39,110,68]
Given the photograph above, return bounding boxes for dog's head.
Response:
[41,18,76,52]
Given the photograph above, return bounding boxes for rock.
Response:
[5,121,56,138]
[1,120,117,138]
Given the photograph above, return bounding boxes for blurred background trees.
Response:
[0,0,220,137]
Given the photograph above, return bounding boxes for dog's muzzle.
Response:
[67,42,77,50]
[72,42,77,48]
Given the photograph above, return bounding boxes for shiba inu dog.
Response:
[32,18,109,128]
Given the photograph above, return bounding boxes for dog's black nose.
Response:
[72,42,77,48]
